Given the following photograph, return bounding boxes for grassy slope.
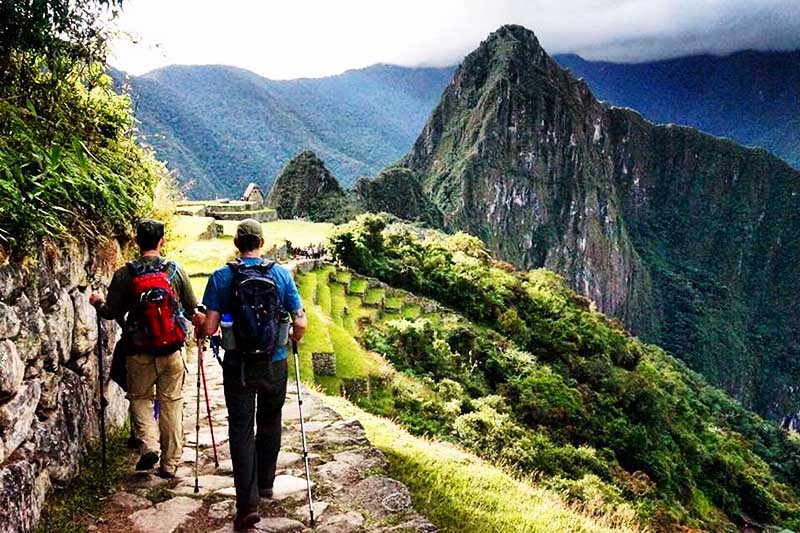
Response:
[324,397,638,533]
[292,264,640,531]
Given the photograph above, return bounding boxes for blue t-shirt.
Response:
[202,258,302,362]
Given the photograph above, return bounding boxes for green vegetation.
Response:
[0,0,170,255]
[325,396,639,533]
[352,167,442,226]
[364,287,384,306]
[349,277,368,295]
[117,64,454,198]
[324,214,800,531]
[36,428,134,533]
[294,267,387,394]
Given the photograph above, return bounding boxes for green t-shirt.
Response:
[97,256,198,322]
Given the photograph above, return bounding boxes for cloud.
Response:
[109,0,800,78]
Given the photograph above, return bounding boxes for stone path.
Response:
[88,350,436,533]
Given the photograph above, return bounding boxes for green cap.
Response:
[236,218,263,239]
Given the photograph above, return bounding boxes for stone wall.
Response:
[0,239,129,532]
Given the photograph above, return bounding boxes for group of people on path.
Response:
[90,218,308,531]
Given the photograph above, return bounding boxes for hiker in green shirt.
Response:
[90,219,205,478]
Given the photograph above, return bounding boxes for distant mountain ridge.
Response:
[554,49,800,170]
[117,64,455,198]
[118,48,799,199]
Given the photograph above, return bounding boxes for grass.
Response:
[170,238,237,276]
[294,267,389,394]
[349,278,368,295]
[344,295,377,336]
[173,214,217,241]
[384,296,404,311]
[189,275,209,301]
[402,304,422,319]
[315,266,335,316]
[323,396,640,533]
[334,270,352,284]
[330,283,347,327]
[217,219,333,248]
[364,287,385,306]
[35,427,135,533]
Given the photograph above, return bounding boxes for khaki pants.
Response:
[127,350,185,470]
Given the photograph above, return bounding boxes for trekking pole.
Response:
[96,312,107,475]
[292,339,315,527]
[198,339,219,467]
[194,339,202,494]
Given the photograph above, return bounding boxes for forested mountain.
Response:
[116,64,454,198]
[391,25,800,419]
[118,48,799,199]
[555,50,800,170]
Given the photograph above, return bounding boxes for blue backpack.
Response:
[227,259,283,358]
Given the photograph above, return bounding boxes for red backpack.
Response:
[126,259,187,352]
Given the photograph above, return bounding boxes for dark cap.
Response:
[136,219,165,243]
[236,218,263,239]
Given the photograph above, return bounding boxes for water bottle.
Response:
[221,313,237,351]
[277,311,290,347]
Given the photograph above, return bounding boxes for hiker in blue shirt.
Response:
[200,219,307,531]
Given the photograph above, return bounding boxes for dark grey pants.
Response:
[223,359,288,514]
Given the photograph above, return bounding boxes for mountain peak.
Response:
[266,150,348,222]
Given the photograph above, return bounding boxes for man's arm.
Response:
[203,310,220,338]
[290,307,307,342]
[90,269,128,320]
[278,266,306,342]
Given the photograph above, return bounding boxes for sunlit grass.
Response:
[364,287,385,306]
[315,266,335,315]
[349,278,368,295]
[330,283,347,327]
[171,238,237,276]
[402,304,422,319]
[384,295,404,311]
[334,270,352,284]
[217,219,333,248]
[324,396,640,533]
[189,275,209,301]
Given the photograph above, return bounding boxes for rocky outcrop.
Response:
[0,239,129,531]
[395,24,800,419]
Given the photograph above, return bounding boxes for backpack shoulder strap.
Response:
[164,260,179,283]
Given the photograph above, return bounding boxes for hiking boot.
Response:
[135,451,159,471]
[156,466,177,479]
[258,487,273,499]
[233,511,260,531]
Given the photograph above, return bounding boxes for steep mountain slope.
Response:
[266,150,352,222]
[118,64,454,198]
[554,51,800,169]
[398,25,800,418]
[325,214,800,531]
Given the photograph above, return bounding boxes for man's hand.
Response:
[192,310,206,338]
[89,291,104,307]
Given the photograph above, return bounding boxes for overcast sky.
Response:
[109,0,800,79]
